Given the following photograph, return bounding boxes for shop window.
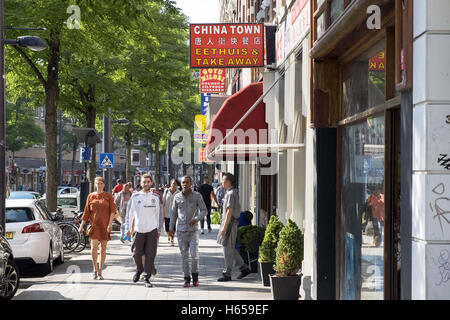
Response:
[313,0,352,41]
[330,0,344,24]
[341,115,385,300]
[342,41,386,119]
[316,12,326,39]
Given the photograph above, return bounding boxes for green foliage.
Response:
[6,98,45,152]
[274,219,304,277]
[258,216,284,263]
[211,211,221,225]
[237,225,266,253]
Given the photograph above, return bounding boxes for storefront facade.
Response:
[309,0,415,299]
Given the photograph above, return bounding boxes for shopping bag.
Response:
[122,223,131,241]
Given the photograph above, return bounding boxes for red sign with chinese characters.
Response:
[190,23,264,68]
[200,68,226,93]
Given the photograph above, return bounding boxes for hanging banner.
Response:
[190,23,264,68]
[201,93,211,115]
[200,69,226,93]
[199,148,213,163]
[276,0,310,67]
[194,114,208,144]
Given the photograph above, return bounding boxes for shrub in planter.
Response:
[237,225,265,273]
[258,216,283,286]
[270,219,304,300]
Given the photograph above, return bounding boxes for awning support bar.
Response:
[211,61,294,157]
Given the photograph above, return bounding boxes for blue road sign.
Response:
[80,147,91,163]
[99,153,114,169]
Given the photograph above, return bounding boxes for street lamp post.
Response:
[0,0,48,234]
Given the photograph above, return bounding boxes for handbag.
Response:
[86,225,93,237]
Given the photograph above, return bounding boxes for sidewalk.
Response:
[13,224,272,300]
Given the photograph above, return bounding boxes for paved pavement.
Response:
[13,224,272,300]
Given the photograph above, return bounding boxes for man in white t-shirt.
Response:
[126,174,163,288]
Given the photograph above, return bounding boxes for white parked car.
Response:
[56,194,80,219]
[42,186,79,199]
[4,199,65,275]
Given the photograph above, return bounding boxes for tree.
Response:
[6,98,45,190]
[6,98,45,154]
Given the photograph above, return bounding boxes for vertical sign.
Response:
[131,150,140,167]
[276,0,310,66]
[201,93,211,115]
[194,114,207,144]
[200,68,226,93]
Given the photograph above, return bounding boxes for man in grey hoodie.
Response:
[169,176,207,287]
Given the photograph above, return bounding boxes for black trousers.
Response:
[131,229,158,278]
[200,206,211,230]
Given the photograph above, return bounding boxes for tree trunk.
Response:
[86,105,96,192]
[154,139,160,188]
[125,121,132,183]
[44,38,60,212]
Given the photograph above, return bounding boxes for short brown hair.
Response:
[142,173,153,181]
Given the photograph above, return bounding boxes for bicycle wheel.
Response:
[73,233,87,252]
[58,223,81,253]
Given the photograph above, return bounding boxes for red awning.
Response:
[206,81,268,161]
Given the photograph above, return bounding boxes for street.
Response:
[13,225,271,300]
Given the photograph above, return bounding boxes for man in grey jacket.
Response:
[217,173,251,282]
[169,176,207,287]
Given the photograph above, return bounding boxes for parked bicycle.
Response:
[72,211,90,252]
[53,210,83,253]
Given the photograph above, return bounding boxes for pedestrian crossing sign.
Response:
[99,153,114,169]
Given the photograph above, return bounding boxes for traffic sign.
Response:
[80,147,91,162]
[99,153,114,169]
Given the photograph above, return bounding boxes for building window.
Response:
[342,40,386,119]
[313,0,352,42]
[341,115,385,300]
[330,0,344,24]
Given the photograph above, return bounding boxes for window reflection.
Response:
[343,47,386,118]
[342,116,385,300]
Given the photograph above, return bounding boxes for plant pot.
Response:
[269,274,302,300]
[259,261,275,287]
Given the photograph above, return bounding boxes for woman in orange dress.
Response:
[78,177,117,280]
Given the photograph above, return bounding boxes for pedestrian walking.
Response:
[115,182,133,243]
[217,173,251,282]
[78,177,117,280]
[112,179,124,195]
[169,176,207,287]
[163,179,180,246]
[125,174,163,288]
[198,176,218,234]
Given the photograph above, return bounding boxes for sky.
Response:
[175,0,220,23]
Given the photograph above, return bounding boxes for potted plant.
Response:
[237,225,265,273]
[270,219,304,300]
[258,215,283,286]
